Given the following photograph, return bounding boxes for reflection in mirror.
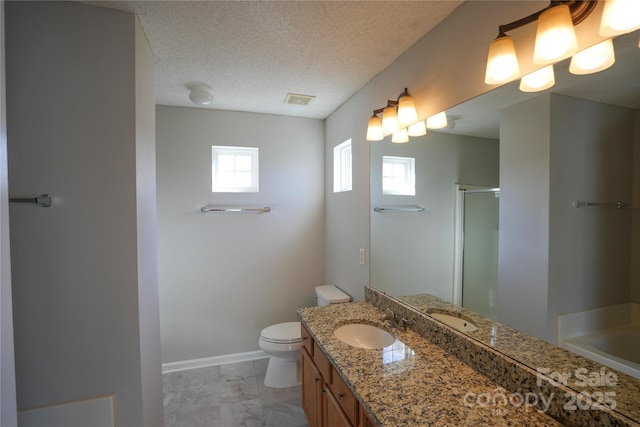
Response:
[370,29,640,422]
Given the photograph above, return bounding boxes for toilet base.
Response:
[263,357,300,388]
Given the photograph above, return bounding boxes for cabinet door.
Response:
[358,404,377,427]
[302,347,323,427]
[324,386,354,427]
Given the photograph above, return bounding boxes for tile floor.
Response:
[163,358,309,427]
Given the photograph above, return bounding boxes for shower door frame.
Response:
[452,184,500,307]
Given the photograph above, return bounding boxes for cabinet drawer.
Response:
[301,324,313,356]
[313,341,332,383]
[330,368,357,426]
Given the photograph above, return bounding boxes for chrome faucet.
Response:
[381,308,395,323]
[380,308,409,331]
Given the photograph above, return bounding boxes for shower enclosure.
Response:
[453,186,500,320]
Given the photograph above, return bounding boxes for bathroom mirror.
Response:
[370,30,640,422]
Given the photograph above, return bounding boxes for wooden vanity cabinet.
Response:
[301,324,373,427]
[302,346,323,427]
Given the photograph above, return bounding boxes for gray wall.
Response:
[324,1,625,342]
[156,106,325,363]
[633,110,640,304]
[370,132,498,300]
[323,1,602,301]
[499,94,552,341]
[6,2,162,425]
[0,1,17,425]
[499,94,635,343]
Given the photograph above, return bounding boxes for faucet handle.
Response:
[398,317,410,330]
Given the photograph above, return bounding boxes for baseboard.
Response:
[18,395,114,427]
[162,350,268,374]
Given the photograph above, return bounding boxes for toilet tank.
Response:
[315,285,351,306]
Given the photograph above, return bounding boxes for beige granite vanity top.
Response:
[298,301,561,426]
[397,293,640,424]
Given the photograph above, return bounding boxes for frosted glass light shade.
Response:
[391,128,409,143]
[600,0,640,37]
[569,39,616,75]
[519,65,555,92]
[407,121,427,137]
[485,36,520,84]
[366,115,384,141]
[382,106,399,134]
[426,111,448,129]
[533,4,578,65]
[397,94,418,126]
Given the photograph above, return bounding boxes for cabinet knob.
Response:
[314,377,320,383]
[338,392,344,398]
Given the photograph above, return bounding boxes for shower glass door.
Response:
[461,188,499,320]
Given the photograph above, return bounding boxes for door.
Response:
[457,187,499,320]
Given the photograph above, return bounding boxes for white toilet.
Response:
[258,285,350,388]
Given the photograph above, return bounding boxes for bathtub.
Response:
[558,304,640,379]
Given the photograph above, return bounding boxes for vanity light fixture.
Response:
[407,120,427,137]
[569,39,616,74]
[519,65,556,92]
[392,128,410,144]
[365,88,419,142]
[366,114,384,141]
[599,0,640,37]
[426,111,448,130]
[532,3,579,65]
[483,0,640,91]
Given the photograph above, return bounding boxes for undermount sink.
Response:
[429,312,478,332]
[334,323,395,349]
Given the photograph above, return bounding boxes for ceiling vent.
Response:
[284,93,315,106]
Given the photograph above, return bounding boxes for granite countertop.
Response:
[298,301,561,427]
[397,293,640,424]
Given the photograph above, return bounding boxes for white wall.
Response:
[6,2,162,425]
[499,94,634,343]
[370,132,498,300]
[0,1,17,425]
[156,106,325,363]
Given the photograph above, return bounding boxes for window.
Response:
[333,139,352,193]
[211,146,259,192]
[382,156,415,195]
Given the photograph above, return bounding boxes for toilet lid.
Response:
[260,321,302,344]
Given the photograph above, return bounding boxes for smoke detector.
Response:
[284,93,315,106]
[188,84,214,106]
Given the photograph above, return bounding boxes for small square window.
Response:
[382,156,415,196]
[212,146,259,192]
[333,139,352,193]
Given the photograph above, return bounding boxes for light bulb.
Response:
[569,39,616,75]
[519,65,555,92]
[533,4,578,65]
[485,36,520,84]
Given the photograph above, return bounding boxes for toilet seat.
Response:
[260,321,302,344]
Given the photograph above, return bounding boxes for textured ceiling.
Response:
[83,0,463,119]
